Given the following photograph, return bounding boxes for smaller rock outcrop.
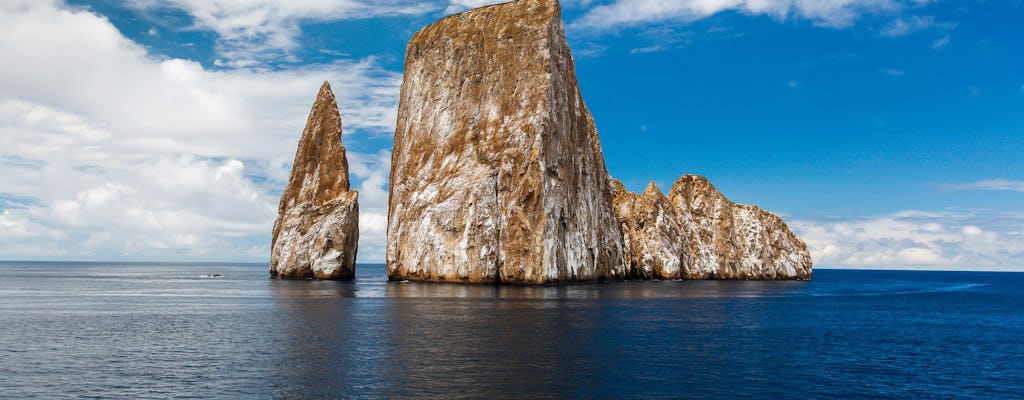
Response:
[611,180,686,279]
[612,175,812,280]
[270,81,359,280]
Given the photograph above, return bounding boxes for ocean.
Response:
[0,262,1020,399]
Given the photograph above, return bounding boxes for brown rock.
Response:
[386,0,625,284]
[611,179,687,279]
[270,81,359,279]
[669,175,811,279]
[612,175,812,280]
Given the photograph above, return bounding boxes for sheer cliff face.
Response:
[271,82,359,280]
[387,0,625,284]
[612,175,812,280]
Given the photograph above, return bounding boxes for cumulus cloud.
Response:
[790,210,1024,271]
[0,0,399,261]
[348,150,392,262]
[941,179,1024,193]
[0,156,274,259]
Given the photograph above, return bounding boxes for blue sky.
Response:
[0,0,1021,270]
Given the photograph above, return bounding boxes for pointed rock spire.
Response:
[270,81,359,280]
[642,181,664,198]
[279,81,350,209]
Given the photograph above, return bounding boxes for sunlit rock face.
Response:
[271,82,359,280]
[612,175,812,280]
[386,0,625,284]
[386,0,809,283]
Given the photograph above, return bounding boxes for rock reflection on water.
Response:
[382,283,606,399]
[264,277,816,399]
[383,279,809,300]
[267,279,374,398]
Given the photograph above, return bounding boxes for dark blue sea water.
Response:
[0,262,1021,399]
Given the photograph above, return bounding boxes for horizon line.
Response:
[0,260,1020,273]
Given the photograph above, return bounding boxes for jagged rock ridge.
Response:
[612,175,812,280]
[271,81,359,279]
[611,180,687,279]
[386,0,625,283]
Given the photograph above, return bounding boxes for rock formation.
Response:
[612,175,812,280]
[270,81,359,280]
[611,180,687,280]
[383,0,811,283]
[386,0,625,284]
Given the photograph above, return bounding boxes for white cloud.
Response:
[0,0,400,262]
[879,68,905,76]
[125,0,437,62]
[443,0,601,14]
[571,0,912,32]
[630,44,665,54]
[942,179,1024,193]
[348,150,392,262]
[444,0,508,14]
[791,210,1024,271]
[931,34,950,49]
[880,15,953,37]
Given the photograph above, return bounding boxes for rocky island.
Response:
[613,176,811,280]
[270,82,359,279]
[385,0,811,283]
[272,0,811,283]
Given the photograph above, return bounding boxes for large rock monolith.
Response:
[386,0,624,283]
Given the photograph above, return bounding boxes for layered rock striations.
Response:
[612,175,812,280]
[386,0,625,283]
[271,81,359,279]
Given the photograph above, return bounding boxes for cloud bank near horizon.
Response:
[792,211,1024,272]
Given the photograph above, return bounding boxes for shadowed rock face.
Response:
[611,180,686,280]
[387,0,625,284]
[612,175,812,280]
[271,81,359,280]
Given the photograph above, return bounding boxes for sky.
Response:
[0,0,1021,271]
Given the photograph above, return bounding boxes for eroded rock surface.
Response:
[271,81,359,279]
[386,0,624,283]
[612,175,812,280]
[611,179,687,280]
